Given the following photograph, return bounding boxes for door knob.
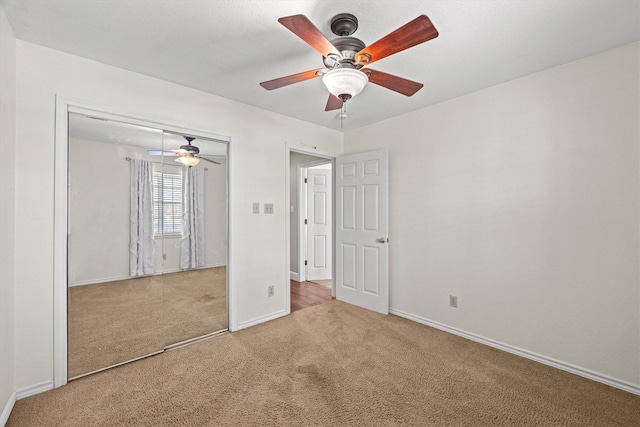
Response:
[376,238,389,243]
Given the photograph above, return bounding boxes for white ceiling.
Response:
[3,0,639,132]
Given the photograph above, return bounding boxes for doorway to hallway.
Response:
[288,148,335,313]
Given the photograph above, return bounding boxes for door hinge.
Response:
[304,178,307,184]
[304,260,308,266]
[304,219,308,225]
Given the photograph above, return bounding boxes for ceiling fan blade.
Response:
[198,157,221,165]
[364,68,424,96]
[325,94,343,111]
[355,15,438,66]
[278,15,341,58]
[148,150,177,156]
[260,69,323,90]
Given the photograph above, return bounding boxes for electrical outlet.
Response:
[268,285,274,297]
[264,203,274,214]
[449,295,458,308]
[253,203,260,214]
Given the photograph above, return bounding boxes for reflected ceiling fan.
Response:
[260,13,438,112]
[148,136,221,167]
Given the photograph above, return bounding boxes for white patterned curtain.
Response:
[181,166,205,269]
[129,159,155,276]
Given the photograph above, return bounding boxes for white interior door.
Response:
[306,167,332,281]
[335,150,389,314]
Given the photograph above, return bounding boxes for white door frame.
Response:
[54,96,233,387]
[285,143,337,312]
[297,159,332,283]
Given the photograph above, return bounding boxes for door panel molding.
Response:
[335,150,389,314]
[306,167,332,281]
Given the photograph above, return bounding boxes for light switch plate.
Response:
[253,203,260,214]
[264,203,274,214]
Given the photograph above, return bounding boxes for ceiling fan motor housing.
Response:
[330,13,358,36]
[181,145,199,154]
[323,36,366,68]
[180,136,199,154]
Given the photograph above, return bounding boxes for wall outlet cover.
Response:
[449,295,458,308]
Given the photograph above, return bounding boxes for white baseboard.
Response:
[68,274,131,287]
[69,264,228,286]
[389,308,640,396]
[158,263,227,275]
[235,310,288,331]
[0,391,16,427]
[1,380,55,426]
[290,271,300,281]
[15,380,54,400]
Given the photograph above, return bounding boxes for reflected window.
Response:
[152,169,182,236]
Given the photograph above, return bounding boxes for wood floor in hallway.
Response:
[290,280,334,312]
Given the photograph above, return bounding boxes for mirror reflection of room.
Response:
[67,113,228,379]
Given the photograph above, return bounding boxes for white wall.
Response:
[202,157,228,268]
[344,42,640,387]
[12,40,342,390]
[0,4,16,419]
[68,137,133,284]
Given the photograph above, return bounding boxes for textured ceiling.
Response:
[2,0,639,131]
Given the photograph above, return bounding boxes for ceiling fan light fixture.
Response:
[322,68,368,101]
[175,155,200,167]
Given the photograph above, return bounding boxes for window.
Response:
[152,170,182,236]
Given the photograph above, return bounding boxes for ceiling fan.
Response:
[260,13,438,112]
[148,136,221,167]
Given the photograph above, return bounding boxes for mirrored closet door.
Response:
[67,113,228,379]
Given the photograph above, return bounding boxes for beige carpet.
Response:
[68,267,227,378]
[10,300,640,426]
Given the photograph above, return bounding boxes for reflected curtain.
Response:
[130,159,155,276]
[181,166,205,269]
